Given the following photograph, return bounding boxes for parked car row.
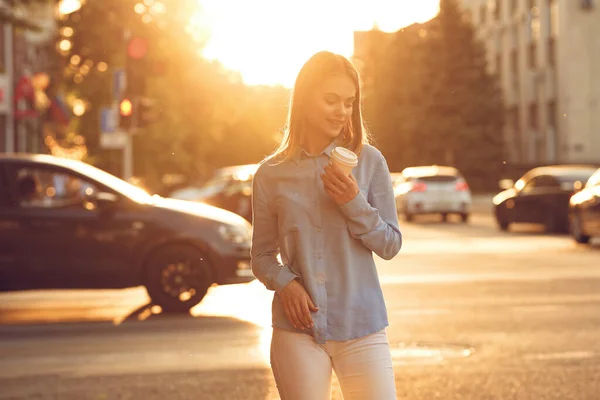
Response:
[0,154,255,312]
[492,165,600,245]
[168,161,600,247]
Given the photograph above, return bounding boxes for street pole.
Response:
[4,24,14,153]
[122,28,133,181]
[123,97,136,182]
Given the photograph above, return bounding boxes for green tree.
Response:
[365,0,505,191]
[56,0,290,191]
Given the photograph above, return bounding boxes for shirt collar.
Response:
[291,139,340,164]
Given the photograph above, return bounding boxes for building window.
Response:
[528,0,537,10]
[511,0,519,15]
[511,106,520,134]
[547,37,555,66]
[495,0,502,20]
[548,100,557,129]
[510,48,518,74]
[496,53,503,78]
[528,42,537,69]
[529,102,539,130]
[549,0,559,38]
[480,3,487,24]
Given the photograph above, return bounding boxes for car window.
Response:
[13,166,99,211]
[521,176,540,193]
[535,175,560,189]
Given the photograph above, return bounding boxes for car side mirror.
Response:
[498,179,514,190]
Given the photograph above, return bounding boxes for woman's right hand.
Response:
[280,279,319,330]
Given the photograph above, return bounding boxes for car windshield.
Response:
[54,157,153,203]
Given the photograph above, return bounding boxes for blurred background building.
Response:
[0,0,65,155]
[460,0,600,165]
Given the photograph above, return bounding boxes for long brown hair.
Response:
[268,51,371,162]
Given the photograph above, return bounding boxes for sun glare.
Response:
[194,0,440,87]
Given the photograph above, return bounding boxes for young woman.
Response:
[251,51,402,400]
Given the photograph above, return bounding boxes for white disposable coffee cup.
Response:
[330,147,358,176]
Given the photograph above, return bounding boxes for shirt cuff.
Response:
[273,265,299,294]
[339,190,370,218]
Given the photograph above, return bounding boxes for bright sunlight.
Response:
[193,0,440,87]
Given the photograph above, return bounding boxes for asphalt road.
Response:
[1,213,599,399]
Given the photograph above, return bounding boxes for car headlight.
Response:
[218,223,252,245]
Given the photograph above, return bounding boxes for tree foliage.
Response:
[364,0,505,191]
[56,0,289,191]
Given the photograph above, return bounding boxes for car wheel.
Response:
[460,213,470,223]
[143,244,213,313]
[495,205,510,231]
[570,212,591,244]
[441,213,448,222]
[405,212,414,222]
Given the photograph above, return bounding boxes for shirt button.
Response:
[318,280,325,285]
[316,253,323,260]
[317,227,322,232]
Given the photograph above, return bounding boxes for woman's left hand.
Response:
[321,163,360,206]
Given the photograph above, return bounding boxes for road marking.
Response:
[511,305,567,313]
[523,351,596,361]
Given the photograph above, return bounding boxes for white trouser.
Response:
[270,327,397,400]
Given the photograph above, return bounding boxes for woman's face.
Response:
[304,74,356,142]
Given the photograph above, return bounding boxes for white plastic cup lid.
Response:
[332,147,358,165]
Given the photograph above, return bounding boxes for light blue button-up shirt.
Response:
[251,140,402,344]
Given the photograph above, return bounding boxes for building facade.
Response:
[461,0,600,164]
[0,0,59,154]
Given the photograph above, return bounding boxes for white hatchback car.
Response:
[393,165,472,222]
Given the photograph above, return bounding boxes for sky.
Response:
[191,0,440,87]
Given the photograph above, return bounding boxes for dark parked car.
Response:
[569,168,600,244]
[0,154,254,312]
[169,164,258,223]
[493,165,597,233]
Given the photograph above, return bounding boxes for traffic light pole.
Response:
[122,29,134,182]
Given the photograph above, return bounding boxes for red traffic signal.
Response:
[127,37,148,60]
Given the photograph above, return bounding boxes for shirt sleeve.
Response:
[250,169,299,293]
[338,154,402,260]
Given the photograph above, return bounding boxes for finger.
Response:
[323,178,342,194]
[323,184,341,200]
[298,300,312,328]
[322,168,345,191]
[307,296,319,312]
[329,162,351,180]
[287,303,302,329]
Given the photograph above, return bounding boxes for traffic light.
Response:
[118,97,160,131]
[119,98,133,130]
[137,97,160,128]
